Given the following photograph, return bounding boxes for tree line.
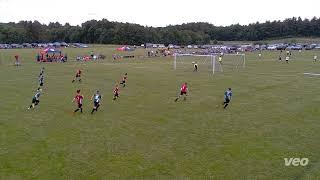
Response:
[1,17,320,45]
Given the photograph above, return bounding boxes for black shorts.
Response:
[114,93,119,97]
[122,80,126,84]
[94,101,100,107]
[180,91,187,95]
[76,74,81,78]
[78,103,83,108]
[39,82,43,86]
[32,98,39,104]
[224,98,230,103]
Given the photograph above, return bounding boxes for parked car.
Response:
[11,44,23,48]
[287,45,303,50]
[314,45,320,50]
[22,43,32,48]
[267,45,277,50]
[60,42,69,47]
[72,43,88,48]
[53,42,61,48]
[305,44,316,50]
[276,44,287,50]
[31,43,38,48]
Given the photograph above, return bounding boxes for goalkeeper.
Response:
[218,55,223,65]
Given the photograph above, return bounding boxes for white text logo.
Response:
[284,158,309,166]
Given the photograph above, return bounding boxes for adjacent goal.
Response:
[173,53,246,74]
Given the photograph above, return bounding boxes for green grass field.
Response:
[1,46,320,179]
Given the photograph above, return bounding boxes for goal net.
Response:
[173,53,245,74]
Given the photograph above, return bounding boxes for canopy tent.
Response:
[40,48,61,54]
[37,48,66,62]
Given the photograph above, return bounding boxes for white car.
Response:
[267,46,277,50]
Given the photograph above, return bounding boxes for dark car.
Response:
[276,44,287,50]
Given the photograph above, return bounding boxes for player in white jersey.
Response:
[28,88,42,109]
[91,90,102,114]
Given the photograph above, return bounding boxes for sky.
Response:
[0,0,319,27]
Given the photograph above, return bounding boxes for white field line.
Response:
[303,73,320,76]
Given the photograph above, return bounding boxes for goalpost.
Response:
[173,53,246,74]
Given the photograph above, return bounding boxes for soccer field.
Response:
[1,46,320,179]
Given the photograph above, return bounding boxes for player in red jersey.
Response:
[72,89,84,113]
[113,84,120,100]
[120,73,128,87]
[72,69,82,83]
[14,55,21,66]
[175,82,188,102]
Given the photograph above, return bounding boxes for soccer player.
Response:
[39,67,45,77]
[39,74,44,88]
[222,88,232,109]
[72,90,84,113]
[278,55,282,61]
[314,55,317,62]
[28,88,42,109]
[120,73,128,87]
[193,62,198,72]
[286,50,290,56]
[175,82,188,102]
[113,84,120,100]
[91,90,102,114]
[218,56,223,65]
[14,55,20,66]
[72,69,82,83]
[285,56,289,63]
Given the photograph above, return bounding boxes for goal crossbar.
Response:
[173,53,245,74]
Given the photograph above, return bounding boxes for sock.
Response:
[224,103,229,109]
[91,109,95,114]
[80,108,83,113]
[74,109,79,112]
